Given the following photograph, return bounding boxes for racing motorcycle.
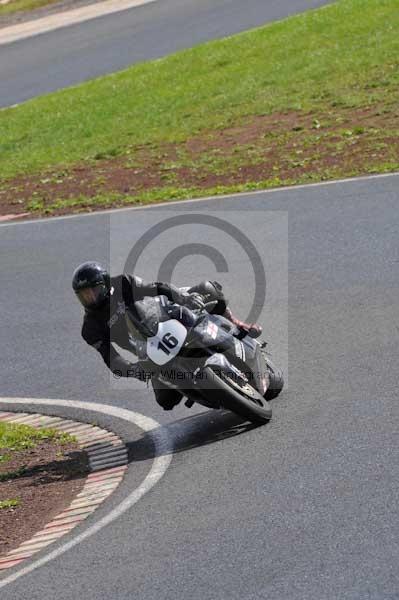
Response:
[125,295,284,424]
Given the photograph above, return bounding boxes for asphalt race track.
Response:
[1,0,398,597]
[0,0,331,107]
[1,173,398,599]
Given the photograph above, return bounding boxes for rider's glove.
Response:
[181,292,205,311]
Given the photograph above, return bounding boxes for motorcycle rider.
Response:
[72,261,262,410]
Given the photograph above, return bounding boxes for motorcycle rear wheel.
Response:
[201,366,272,424]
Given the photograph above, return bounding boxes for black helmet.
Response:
[72,262,111,309]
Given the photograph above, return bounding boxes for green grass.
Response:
[0,422,75,464]
[0,0,60,16]
[0,499,20,510]
[0,0,398,183]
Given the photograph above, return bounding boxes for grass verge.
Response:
[0,499,20,510]
[0,422,75,464]
[0,0,61,17]
[0,0,398,217]
[0,422,77,515]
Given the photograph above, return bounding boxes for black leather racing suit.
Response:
[81,275,226,410]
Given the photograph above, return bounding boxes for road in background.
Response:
[1,174,398,599]
[0,0,331,107]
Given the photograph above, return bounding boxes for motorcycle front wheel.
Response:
[200,366,272,425]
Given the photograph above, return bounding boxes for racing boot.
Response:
[223,307,262,339]
[152,379,183,411]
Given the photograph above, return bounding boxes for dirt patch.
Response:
[1,103,398,219]
[0,439,88,557]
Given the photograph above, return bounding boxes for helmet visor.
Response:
[76,283,108,309]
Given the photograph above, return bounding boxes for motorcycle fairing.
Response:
[188,314,268,395]
[146,319,187,366]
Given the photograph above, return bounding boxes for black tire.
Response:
[262,354,284,400]
[200,366,272,425]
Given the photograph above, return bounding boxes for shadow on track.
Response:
[126,410,266,463]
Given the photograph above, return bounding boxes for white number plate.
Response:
[146,320,187,366]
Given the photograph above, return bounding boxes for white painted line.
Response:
[0,0,158,46]
[1,171,398,228]
[0,398,172,590]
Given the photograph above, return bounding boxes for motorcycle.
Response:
[125,295,284,424]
